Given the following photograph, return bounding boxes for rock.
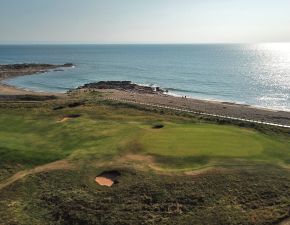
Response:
[63,63,74,67]
[78,81,165,94]
[0,63,74,80]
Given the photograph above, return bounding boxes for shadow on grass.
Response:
[152,154,210,169]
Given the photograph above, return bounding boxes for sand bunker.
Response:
[95,170,121,187]
[58,114,81,122]
[152,124,164,129]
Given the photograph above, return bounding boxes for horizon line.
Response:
[0,41,290,46]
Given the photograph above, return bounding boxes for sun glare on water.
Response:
[251,43,290,111]
[258,42,290,52]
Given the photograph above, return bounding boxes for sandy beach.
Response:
[0,63,72,97]
[0,82,52,96]
[0,82,65,97]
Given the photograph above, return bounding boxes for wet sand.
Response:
[0,83,56,96]
[0,63,71,96]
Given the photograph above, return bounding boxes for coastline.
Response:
[0,82,60,96]
[166,91,285,113]
[1,78,290,126]
[0,63,73,96]
[94,88,290,126]
[0,79,288,113]
[0,63,289,126]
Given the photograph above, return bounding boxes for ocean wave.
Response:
[258,94,288,102]
[164,87,211,95]
[135,82,156,87]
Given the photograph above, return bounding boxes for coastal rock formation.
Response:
[0,63,74,80]
[78,81,165,94]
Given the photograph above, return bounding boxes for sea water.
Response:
[1,44,290,111]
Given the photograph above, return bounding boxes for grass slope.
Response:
[0,96,290,225]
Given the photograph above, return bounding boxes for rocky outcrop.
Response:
[0,63,74,80]
[78,81,165,94]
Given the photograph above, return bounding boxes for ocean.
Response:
[1,44,290,111]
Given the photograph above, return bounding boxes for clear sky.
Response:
[0,0,290,44]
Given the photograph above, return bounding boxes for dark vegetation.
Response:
[67,101,86,108]
[0,95,57,101]
[63,114,81,118]
[152,123,164,129]
[0,166,289,225]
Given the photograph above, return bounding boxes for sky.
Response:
[0,0,290,44]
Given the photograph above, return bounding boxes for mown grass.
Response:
[141,123,290,166]
[0,99,289,173]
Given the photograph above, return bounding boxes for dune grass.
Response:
[1,165,290,225]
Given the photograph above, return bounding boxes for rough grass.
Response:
[0,166,289,225]
[0,97,290,225]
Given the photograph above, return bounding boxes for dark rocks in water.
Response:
[0,63,73,71]
[78,81,165,94]
[0,63,74,80]
[63,63,74,67]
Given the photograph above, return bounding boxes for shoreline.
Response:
[91,88,290,126]
[1,79,290,126]
[1,62,288,113]
[0,63,73,96]
[166,92,286,113]
[0,82,62,96]
[0,63,289,126]
[1,80,289,113]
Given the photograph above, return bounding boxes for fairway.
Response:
[0,103,289,172]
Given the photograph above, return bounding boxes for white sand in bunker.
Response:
[95,171,121,187]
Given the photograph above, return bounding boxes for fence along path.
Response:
[105,97,290,129]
